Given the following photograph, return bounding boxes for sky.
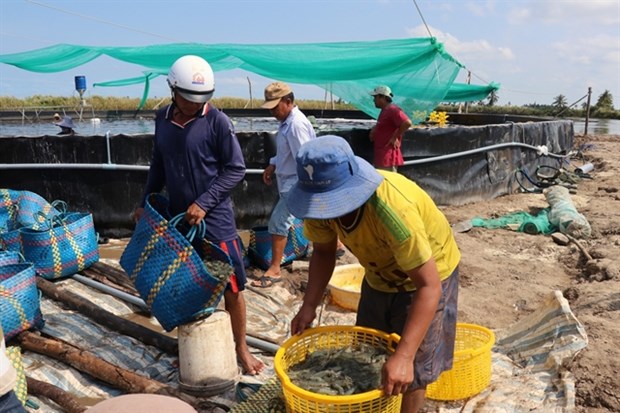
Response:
[0,0,619,109]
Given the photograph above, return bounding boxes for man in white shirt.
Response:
[252,82,316,287]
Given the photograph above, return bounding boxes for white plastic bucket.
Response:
[178,310,240,396]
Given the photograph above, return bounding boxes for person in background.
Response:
[288,135,460,413]
[54,115,76,136]
[250,81,316,288]
[53,112,62,123]
[132,55,264,375]
[0,326,26,413]
[369,86,412,172]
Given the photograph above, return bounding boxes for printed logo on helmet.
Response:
[192,72,205,85]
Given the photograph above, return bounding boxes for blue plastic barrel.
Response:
[74,75,87,92]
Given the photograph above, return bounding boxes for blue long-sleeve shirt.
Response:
[142,103,246,241]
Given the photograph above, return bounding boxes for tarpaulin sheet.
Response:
[20,259,586,413]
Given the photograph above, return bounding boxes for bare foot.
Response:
[238,349,265,375]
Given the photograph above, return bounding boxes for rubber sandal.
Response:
[250,276,283,288]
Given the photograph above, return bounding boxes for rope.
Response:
[553,92,589,118]
[412,0,434,38]
[25,0,181,42]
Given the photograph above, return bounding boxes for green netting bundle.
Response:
[0,38,499,115]
[471,208,557,235]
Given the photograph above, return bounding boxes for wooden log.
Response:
[18,331,175,396]
[36,277,178,355]
[26,376,87,413]
[82,261,139,295]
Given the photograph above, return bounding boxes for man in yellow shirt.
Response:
[288,135,460,413]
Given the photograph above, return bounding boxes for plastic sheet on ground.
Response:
[15,261,356,412]
[17,265,585,412]
[234,290,588,413]
[428,290,588,413]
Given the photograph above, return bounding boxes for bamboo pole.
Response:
[584,87,592,136]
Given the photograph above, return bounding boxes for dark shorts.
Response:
[215,236,248,293]
[356,268,459,389]
[0,391,26,413]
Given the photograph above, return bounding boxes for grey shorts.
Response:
[356,268,459,389]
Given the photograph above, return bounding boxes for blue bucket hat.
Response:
[54,116,75,129]
[287,135,384,219]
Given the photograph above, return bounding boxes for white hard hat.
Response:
[167,55,215,103]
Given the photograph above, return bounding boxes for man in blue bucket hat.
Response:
[288,135,461,413]
[54,115,76,136]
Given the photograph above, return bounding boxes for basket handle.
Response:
[169,214,206,242]
[51,199,68,215]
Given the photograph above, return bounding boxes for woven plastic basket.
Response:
[426,323,495,401]
[274,325,402,413]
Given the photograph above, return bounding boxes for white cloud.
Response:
[406,24,515,63]
[507,7,531,24]
[542,0,620,25]
[506,0,620,26]
[552,33,619,65]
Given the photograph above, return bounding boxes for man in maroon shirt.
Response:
[369,86,413,172]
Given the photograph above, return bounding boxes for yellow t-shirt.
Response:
[304,171,461,293]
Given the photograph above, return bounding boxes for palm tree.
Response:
[552,94,568,109]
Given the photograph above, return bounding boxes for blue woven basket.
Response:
[0,250,21,267]
[20,212,99,279]
[1,189,59,253]
[248,218,309,270]
[120,194,231,331]
[0,263,44,340]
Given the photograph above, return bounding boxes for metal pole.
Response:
[584,87,592,136]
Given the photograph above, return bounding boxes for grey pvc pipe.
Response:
[575,163,594,174]
[0,162,264,174]
[402,142,568,166]
[105,130,112,164]
[72,274,149,310]
[72,273,280,354]
[0,142,566,172]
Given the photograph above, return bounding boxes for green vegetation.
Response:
[0,90,618,119]
[438,89,619,120]
[0,95,356,111]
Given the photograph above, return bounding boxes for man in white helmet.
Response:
[133,55,264,375]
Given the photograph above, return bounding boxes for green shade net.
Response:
[0,38,499,117]
[471,209,557,235]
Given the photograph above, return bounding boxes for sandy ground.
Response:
[437,134,619,412]
[258,133,619,412]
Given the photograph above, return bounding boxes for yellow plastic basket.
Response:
[274,325,402,413]
[426,323,495,401]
